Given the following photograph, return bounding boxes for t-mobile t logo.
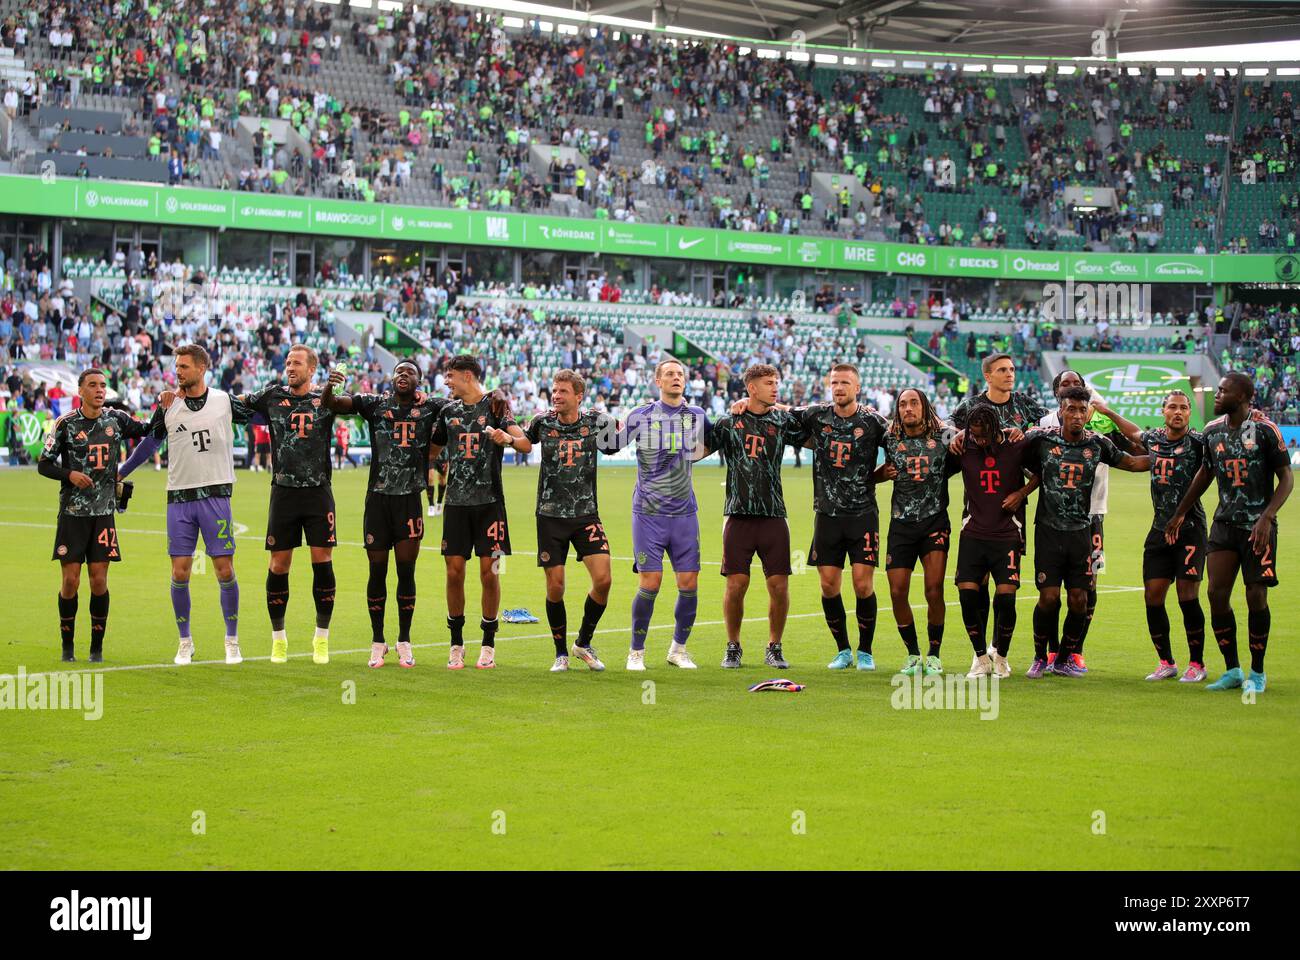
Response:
[289,412,314,438]
[1223,458,1249,487]
[87,443,110,470]
[191,429,213,453]
[393,421,416,447]
[557,439,583,466]
[1059,462,1085,489]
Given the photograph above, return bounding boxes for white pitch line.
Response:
[0,520,1158,576]
[1,519,730,564]
[10,584,1144,680]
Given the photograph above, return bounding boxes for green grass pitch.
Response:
[1,463,1297,870]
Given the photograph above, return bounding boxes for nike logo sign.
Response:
[678,238,705,250]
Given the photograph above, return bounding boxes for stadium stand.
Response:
[1221,305,1300,424]
[6,2,1298,442]
[0,1,1293,253]
[1224,81,1300,253]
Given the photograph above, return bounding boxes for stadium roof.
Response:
[577,0,1300,59]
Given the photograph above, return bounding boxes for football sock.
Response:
[1031,603,1056,661]
[1248,608,1270,673]
[367,558,388,644]
[1211,611,1239,669]
[821,594,849,651]
[392,561,413,642]
[673,588,697,646]
[480,616,498,648]
[992,592,1016,657]
[311,561,335,629]
[926,621,943,656]
[959,589,985,656]
[395,561,416,645]
[631,587,658,651]
[1061,609,1087,659]
[1179,598,1206,665]
[437,483,446,505]
[1044,603,1061,656]
[170,579,191,640]
[898,620,921,657]
[1076,586,1097,653]
[266,570,289,632]
[546,599,567,657]
[447,614,465,646]
[88,590,109,654]
[57,592,77,654]
[856,594,877,654]
[977,581,991,647]
[575,594,606,647]
[217,576,238,638]
[1146,604,1173,662]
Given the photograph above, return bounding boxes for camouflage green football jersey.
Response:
[1203,415,1290,528]
[525,410,619,518]
[40,409,152,516]
[433,394,518,507]
[949,390,1048,433]
[707,408,805,518]
[1026,430,1125,531]
[352,393,447,496]
[883,429,960,522]
[1141,428,1208,530]
[236,385,336,488]
[799,403,889,517]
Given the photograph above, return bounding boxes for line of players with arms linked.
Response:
[37,342,1292,694]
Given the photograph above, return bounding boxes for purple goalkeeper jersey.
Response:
[625,399,711,517]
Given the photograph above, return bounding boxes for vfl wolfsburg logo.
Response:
[84,190,99,208]
[797,241,823,264]
[390,216,404,232]
[1275,255,1299,282]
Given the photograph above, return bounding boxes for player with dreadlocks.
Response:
[946,353,1049,665]
[954,402,1040,677]
[877,387,961,676]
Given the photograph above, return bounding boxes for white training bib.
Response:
[164,388,236,491]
